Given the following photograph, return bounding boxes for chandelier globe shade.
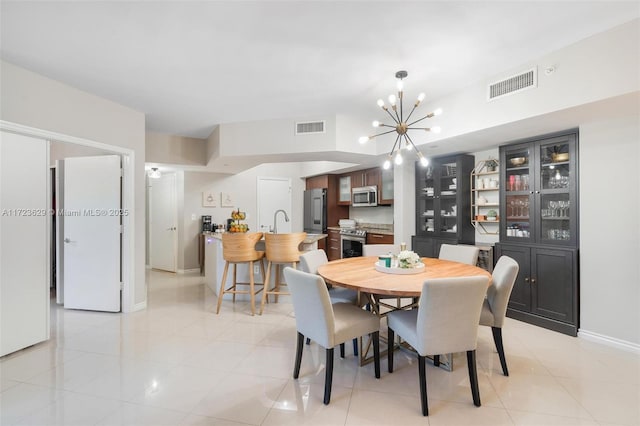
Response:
[359,70,442,169]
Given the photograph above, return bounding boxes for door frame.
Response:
[0,120,137,313]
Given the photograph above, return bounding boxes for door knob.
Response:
[63,237,75,243]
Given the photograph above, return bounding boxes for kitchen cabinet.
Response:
[498,130,579,336]
[337,167,391,205]
[327,228,341,261]
[305,174,349,228]
[366,232,393,245]
[495,243,578,336]
[379,168,394,205]
[413,154,475,257]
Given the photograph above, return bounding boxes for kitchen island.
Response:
[203,232,327,299]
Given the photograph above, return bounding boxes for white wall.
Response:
[0,60,147,307]
[146,132,207,166]
[579,114,640,345]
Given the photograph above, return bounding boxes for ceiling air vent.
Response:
[295,120,325,135]
[488,68,537,101]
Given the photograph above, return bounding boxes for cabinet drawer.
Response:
[366,233,394,244]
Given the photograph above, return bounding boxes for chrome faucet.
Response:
[271,209,290,234]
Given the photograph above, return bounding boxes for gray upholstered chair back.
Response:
[283,267,335,348]
[483,256,519,328]
[298,249,328,274]
[438,244,480,266]
[362,244,401,256]
[415,276,488,355]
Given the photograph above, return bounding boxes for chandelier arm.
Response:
[389,133,402,155]
[370,129,399,139]
[399,92,404,122]
[404,103,419,123]
[378,123,396,129]
[384,108,401,124]
[407,114,433,127]
[404,133,422,153]
[393,105,401,123]
[407,127,432,130]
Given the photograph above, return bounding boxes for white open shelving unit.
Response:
[470,159,500,235]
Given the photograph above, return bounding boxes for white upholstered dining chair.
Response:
[283,267,380,405]
[479,255,519,376]
[387,276,489,416]
[438,243,480,266]
[299,249,359,355]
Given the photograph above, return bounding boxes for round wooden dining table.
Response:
[317,256,492,298]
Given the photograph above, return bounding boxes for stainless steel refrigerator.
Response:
[303,188,327,234]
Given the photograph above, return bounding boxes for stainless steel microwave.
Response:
[352,186,378,207]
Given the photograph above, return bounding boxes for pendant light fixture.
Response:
[359,70,442,169]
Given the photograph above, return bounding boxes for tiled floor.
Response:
[1,270,639,425]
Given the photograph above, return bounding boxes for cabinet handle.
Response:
[529,191,534,194]
[535,191,540,194]
[524,277,530,283]
[370,234,384,238]
[531,278,536,284]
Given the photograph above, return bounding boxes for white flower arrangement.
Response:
[397,250,421,269]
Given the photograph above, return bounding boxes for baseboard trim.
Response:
[132,301,147,312]
[178,268,200,274]
[578,329,640,354]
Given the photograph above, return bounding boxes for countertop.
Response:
[326,226,394,236]
[203,232,327,244]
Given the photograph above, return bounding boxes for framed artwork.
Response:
[202,190,217,207]
[221,192,234,207]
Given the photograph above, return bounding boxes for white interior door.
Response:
[257,177,292,233]
[64,155,121,312]
[0,132,49,356]
[150,172,177,272]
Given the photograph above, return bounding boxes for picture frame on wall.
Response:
[221,192,234,207]
[202,190,217,207]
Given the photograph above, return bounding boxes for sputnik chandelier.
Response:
[359,70,442,169]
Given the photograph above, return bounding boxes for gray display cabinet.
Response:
[496,130,579,336]
[413,154,475,258]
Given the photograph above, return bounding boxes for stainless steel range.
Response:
[339,219,366,258]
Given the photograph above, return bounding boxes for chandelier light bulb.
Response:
[417,93,426,102]
[383,159,391,170]
[388,94,396,106]
[396,79,404,92]
[377,99,385,108]
[433,108,443,116]
[359,136,370,144]
[394,152,403,165]
[405,140,413,151]
[431,126,441,134]
[372,120,380,128]
[420,156,429,167]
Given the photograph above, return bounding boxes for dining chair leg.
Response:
[372,331,380,379]
[467,350,481,407]
[216,261,230,314]
[491,327,509,376]
[419,355,429,416]
[353,338,358,356]
[324,348,334,405]
[433,355,440,367]
[339,343,345,358]
[294,332,304,379]
[387,328,395,373]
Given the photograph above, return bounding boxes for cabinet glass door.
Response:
[503,145,533,241]
[439,160,458,234]
[417,165,435,235]
[538,138,575,245]
[338,175,351,203]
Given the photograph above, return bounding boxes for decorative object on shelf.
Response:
[148,167,161,179]
[486,210,498,221]
[509,157,526,167]
[485,158,498,172]
[202,190,217,207]
[359,70,442,170]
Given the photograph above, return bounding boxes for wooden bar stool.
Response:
[260,232,307,315]
[216,232,266,316]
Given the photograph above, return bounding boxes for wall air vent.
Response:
[488,68,537,101]
[295,120,325,135]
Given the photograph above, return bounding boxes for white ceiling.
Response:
[1,1,639,168]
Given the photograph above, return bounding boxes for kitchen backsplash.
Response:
[349,205,393,225]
